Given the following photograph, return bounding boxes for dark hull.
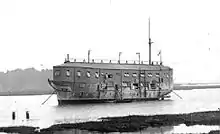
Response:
[57,98,164,105]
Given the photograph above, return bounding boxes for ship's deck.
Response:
[55,61,171,70]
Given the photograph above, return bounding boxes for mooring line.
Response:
[172,90,183,99]
[41,91,56,105]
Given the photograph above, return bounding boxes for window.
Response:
[124,73,129,77]
[77,71,81,77]
[164,73,169,78]
[140,83,144,87]
[80,92,84,97]
[122,81,130,87]
[54,70,60,76]
[86,71,91,78]
[95,72,99,78]
[66,70,70,77]
[133,83,139,89]
[165,73,169,78]
[101,83,107,89]
[104,73,108,79]
[156,73,160,77]
[108,74,113,78]
[140,73,145,77]
[148,73,152,77]
[132,73,137,77]
[122,82,128,87]
[150,83,156,89]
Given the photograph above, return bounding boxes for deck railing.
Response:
[65,58,162,65]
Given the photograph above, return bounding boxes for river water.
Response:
[0,88,220,133]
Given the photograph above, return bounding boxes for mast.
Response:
[148,18,153,65]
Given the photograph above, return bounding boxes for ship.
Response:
[48,19,173,105]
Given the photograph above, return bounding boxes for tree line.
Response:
[0,68,53,95]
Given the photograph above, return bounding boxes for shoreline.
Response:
[1,110,220,134]
[1,83,220,96]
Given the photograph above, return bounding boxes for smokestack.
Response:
[67,54,69,61]
[65,54,70,63]
[88,50,91,63]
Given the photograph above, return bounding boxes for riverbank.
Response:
[0,110,220,134]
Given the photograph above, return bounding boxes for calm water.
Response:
[0,88,220,133]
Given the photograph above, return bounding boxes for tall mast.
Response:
[148,18,152,65]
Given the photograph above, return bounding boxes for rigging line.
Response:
[172,90,183,99]
[42,79,57,105]
[41,91,56,105]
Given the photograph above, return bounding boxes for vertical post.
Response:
[120,69,123,100]
[138,69,141,97]
[67,54,69,62]
[88,50,91,63]
[136,52,140,64]
[12,111,16,120]
[149,18,152,65]
[65,54,70,63]
[26,111,30,119]
[157,50,162,65]
[144,70,146,97]
[160,50,162,65]
[118,52,122,64]
[66,54,70,62]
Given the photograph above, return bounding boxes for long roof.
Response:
[54,62,172,71]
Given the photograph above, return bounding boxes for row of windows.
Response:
[75,92,157,97]
[78,82,160,90]
[54,70,170,78]
[75,92,157,98]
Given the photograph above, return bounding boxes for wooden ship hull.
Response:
[48,19,173,105]
[48,61,173,105]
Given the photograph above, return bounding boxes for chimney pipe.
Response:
[88,50,91,63]
[67,54,69,62]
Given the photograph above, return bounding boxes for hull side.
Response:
[57,98,161,105]
[55,89,172,105]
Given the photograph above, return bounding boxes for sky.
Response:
[1,0,220,83]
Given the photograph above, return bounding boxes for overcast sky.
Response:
[1,0,220,83]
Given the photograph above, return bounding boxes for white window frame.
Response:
[77,71,81,77]
[66,70,70,77]
[54,70,60,76]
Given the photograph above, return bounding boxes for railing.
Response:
[65,58,162,65]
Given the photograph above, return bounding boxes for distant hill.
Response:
[0,68,53,95]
